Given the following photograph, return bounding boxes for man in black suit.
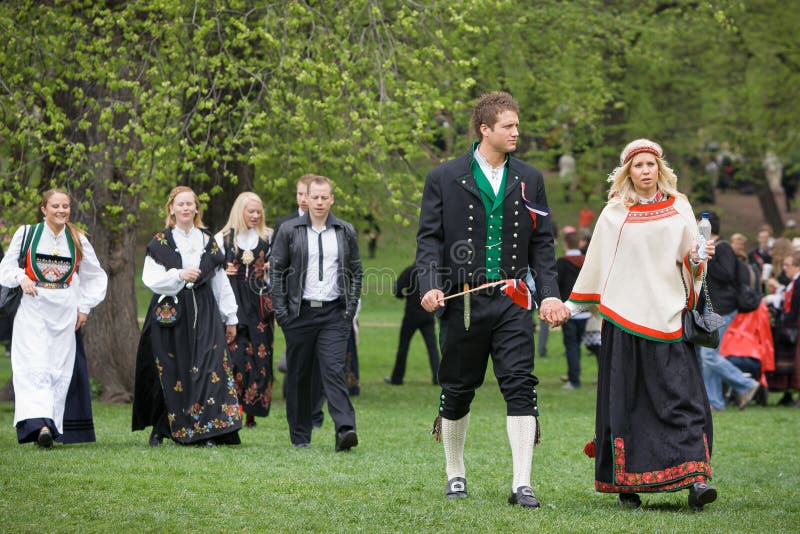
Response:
[416,91,569,508]
[274,174,326,428]
[273,174,312,240]
[384,264,440,385]
[271,175,363,451]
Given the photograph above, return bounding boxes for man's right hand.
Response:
[421,289,445,313]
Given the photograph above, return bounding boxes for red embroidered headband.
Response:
[623,145,661,164]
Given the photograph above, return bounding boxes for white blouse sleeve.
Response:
[142,255,185,296]
[0,226,27,287]
[76,235,108,314]
[211,267,238,325]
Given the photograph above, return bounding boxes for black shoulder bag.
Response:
[0,225,33,318]
[681,267,725,348]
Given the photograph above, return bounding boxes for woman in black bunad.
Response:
[0,189,107,448]
[568,139,718,510]
[132,186,242,446]
[215,192,274,428]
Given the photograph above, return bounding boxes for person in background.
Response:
[765,250,800,406]
[748,226,773,273]
[568,139,717,510]
[384,264,440,386]
[274,174,324,428]
[270,175,363,451]
[417,91,570,509]
[216,192,274,428]
[132,186,242,447]
[556,231,588,390]
[0,189,107,448]
[697,212,761,412]
[0,240,12,352]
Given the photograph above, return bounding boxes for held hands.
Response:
[225,262,238,276]
[690,239,716,263]
[539,299,570,327]
[421,289,445,313]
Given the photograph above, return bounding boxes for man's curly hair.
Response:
[471,91,519,140]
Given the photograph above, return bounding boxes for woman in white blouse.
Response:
[215,192,275,428]
[0,189,107,448]
[132,186,242,446]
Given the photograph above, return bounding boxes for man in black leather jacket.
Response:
[270,175,363,451]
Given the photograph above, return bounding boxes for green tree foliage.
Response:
[0,1,796,397]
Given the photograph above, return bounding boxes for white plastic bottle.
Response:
[697,212,712,260]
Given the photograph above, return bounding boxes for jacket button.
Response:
[514,211,519,216]
[469,204,474,209]
[468,272,473,277]
[513,233,518,238]
[468,238,472,243]
[515,201,519,206]
[514,222,519,227]
[469,216,473,221]
[513,244,517,248]
[512,255,517,260]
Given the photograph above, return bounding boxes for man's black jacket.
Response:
[270,212,362,325]
[415,149,560,303]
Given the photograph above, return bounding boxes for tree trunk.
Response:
[80,210,140,402]
[753,163,785,235]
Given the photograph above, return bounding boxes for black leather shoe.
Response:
[148,428,164,447]
[383,377,401,385]
[37,427,53,449]
[335,429,358,452]
[508,486,540,508]
[445,477,467,499]
[293,442,310,449]
[688,482,717,510]
[617,492,641,508]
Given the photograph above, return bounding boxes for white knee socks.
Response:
[442,413,470,479]
[507,415,537,492]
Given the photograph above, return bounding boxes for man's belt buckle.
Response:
[309,300,323,308]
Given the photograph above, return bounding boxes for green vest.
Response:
[471,159,506,281]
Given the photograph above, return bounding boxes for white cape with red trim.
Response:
[568,196,703,342]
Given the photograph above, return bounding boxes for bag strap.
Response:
[680,263,715,314]
[17,225,34,269]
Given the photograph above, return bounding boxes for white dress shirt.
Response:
[303,225,340,301]
[474,145,507,196]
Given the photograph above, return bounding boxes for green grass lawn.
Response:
[1,194,799,532]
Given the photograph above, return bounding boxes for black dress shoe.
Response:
[148,428,164,447]
[245,415,256,428]
[335,429,358,452]
[37,428,53,449]
[688,482,717,510]
[293,442,310,449]
[617,492,641,508]
[383,377,401,385]
[445,477,467,499]
[508,486,540,508]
